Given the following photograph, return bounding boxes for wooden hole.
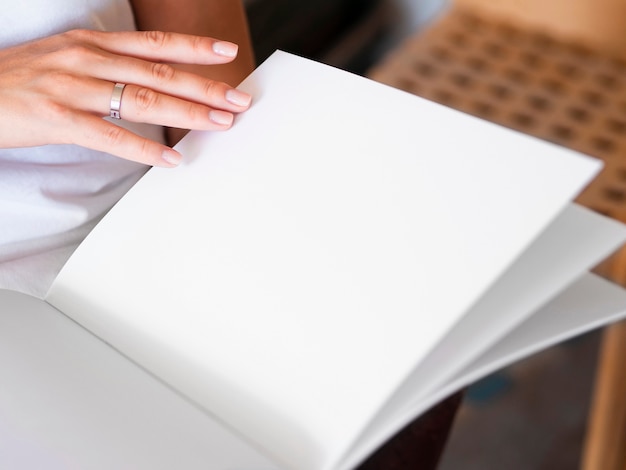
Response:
[483,41,506,58]
[466,56,489,72]
[540,78,565,95]
[496,23,521,42]
[582,90,606,107]
[617,168,626,181]
[450,72,473,88]
[511,112,535,128]
[448,32,469,47]
[527,95,551,111]
[607,118,626,133]
[551,124,574,141]
[520,52,542,67]
[591,136,616,153]
[413,61,437,78]
[604,187,626,202]
[430,46,452,62]
[567,106,591,123]
[567,42,593,59]
[504,68,528,84]
[610,58,626,72]
[530,32,554,49]
[460,12,483,30]
[595,73,619,89]
[556,62,583,79]
[432,89,456,106]
[396,79,420,94]
[472,101,495,118]
[488,83,512,99]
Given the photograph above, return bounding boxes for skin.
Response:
[129,0,256,145]
[130,0,255,87]
[0,0,254,168]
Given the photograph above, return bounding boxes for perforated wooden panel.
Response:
[368,6,626,222]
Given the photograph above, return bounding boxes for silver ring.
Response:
[109,83,126,119]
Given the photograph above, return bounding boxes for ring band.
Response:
[110,83,126,119]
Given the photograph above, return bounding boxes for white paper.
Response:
[0,290,277,470]
[340,272,626,469]
[339,206,626,468]
[47,51,603,470]
[354,204,625,438]
[4,271,626,470]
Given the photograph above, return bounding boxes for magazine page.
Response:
[340,272,626,470]
[337,208,626,468]
[0,290,278,470]
[47,51,602,470]
[350,205,626,440]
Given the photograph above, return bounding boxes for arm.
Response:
[0,30,252,167]
[130,0,256,146]
[130,0,255,87]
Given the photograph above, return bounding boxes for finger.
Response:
[69,112,182,167]
[68,79,238,130]
[44,76,241,132]
[113,83,237,130]
[87,53,252,112]
[66,29,240,65]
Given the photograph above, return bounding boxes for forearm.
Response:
[129,0,255,145]
[129,0,255,86]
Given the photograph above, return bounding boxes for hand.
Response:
[0,29,252,167]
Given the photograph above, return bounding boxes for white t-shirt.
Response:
[0,0,165,298]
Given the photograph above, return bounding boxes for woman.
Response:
[0,0,254,297]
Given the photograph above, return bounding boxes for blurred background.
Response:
[244,0,448,74]
[242,1,626,469]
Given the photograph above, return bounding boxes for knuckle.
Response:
[150,62,176,83]
[190,35,206,54]
[185,102,204,123]
[37,30,102,69]
[143,30,169,50]
[62,29,94,43]
[59,43,97,66]
[102,124,126,147]
[45,71,78,90]
[138,138,157,162]
[202,79,220,98]
[134,87,160,112]
[41,99,71,122]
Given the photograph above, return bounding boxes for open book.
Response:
[3,51,626,470]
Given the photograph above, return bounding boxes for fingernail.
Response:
[213,41,238,58]
[161,148,182,166]
[226,89,252,107]
[209,110,234,126]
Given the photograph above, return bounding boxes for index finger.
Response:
[67,29,240,65]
